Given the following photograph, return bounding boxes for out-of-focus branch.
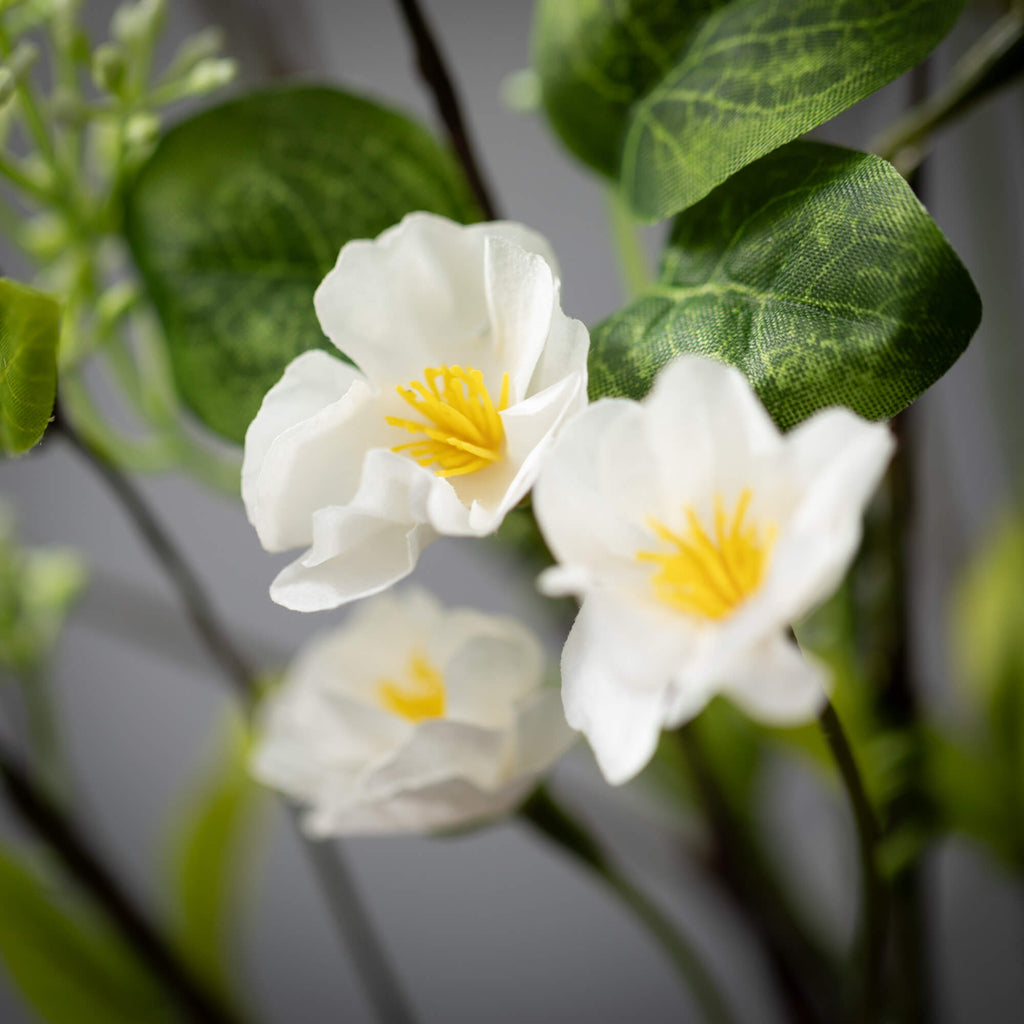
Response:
[0,735,245,1024]
[392,0,500,220]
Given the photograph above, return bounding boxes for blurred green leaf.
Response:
[166,716,268,1004]
[589,141,981,429]
[0,508,87,675]
[125,85,481,443]
[0,843,175,1024]
[0,279,60,456]
[953,513,1024,704]
[534,0,963,219]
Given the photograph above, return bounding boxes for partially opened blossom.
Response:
[533,356,895,785]
[251,588,573,835]
[242,213,589,611]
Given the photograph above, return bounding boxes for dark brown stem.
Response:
[0,735,244,1024]
[50,408,255,705]
[392,0,500,220]
[817,702,888,1023]
[677,727,844,1024]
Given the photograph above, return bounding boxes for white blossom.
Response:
[242,213,589,611]
[533,356,895,785]
[251,588,573,836]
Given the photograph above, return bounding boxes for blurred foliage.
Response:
[164,714,269,1010]
[0,842,177,1024]
[0,278,60,456]
[0,504,86,676]
[124,85,481,442]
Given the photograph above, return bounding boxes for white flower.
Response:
[251,588,574,836]
[241,213,589,611]
[533,356,895,785]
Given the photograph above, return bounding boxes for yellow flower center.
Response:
[636,489,776,620]
[376,651,446,722]
[385,365,510,478]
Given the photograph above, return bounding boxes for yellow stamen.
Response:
[637,489,776,620]
[377,652,446,722]
[386,365,509,477]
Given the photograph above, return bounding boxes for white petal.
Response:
[513,688,576,778]
[721,634,829,725]
[443,618,545,728]
[484,235,555,402]
[314,214,561,388]
[360,719,507,798]
[527,310,589,397]
[560,597,684,785]
[303,776,534,837]
[643,355,783,507]
[767,408,894,622]
[533,398,660,583]
[270,514,435,612]
[242,351,372,551]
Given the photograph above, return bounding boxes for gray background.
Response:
[2,1,1023,1021]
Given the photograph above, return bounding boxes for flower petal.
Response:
[767,408,895,622]
[302,776,534,837]
[720,634,829,725]
[513,689,575,778]
[360,719,508,798]
[242,350,374,551]
[314,213,561,387]
[560,596,685,784]
[484,235,555,402]
[270,513,435,612]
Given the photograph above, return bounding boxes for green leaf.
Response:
[0,843,176,1024]
[534,0,964,219]
[125,85,481,443]
[588,141,981,429]
[166,716,268,1004]
[533,0,724,179]
[0,279,60,456]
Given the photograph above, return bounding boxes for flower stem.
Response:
[287,807,417,1024]
[51,407,255,704]
[521,786,736,1024]
[817,700,888,1023]
[0,733,245,1024]
[50,408,419,1024]
[391,0,500,220]
[871,7,1024,177]
[605,187,651,299]
[677,726,842,1024]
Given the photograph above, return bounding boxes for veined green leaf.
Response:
[534,0,964,219]
[0,279,60,456]
[0,843,175,1024]
[533,0,723,179]
[589,141,981,429]
[166,716,268,1004]
[125,85,481,444]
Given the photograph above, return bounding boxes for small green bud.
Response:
[92,42,128,96]
[182,57,236,96]
[112,0,166,48]
[96,281,140,331]
[20,212,70,261]
[500,68,541,113]
[7,39,39,80]
[123,110,159,149]
[166,27,224,78]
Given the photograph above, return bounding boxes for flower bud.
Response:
[112,0,165,48]
[181,57,236,96]
[92,42,128,96]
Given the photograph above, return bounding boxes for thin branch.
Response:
[0,734,244,1024]
[817,701,888,1023]
[391,0,500,220]
[677,726,842,1024]
[50,406,418,1024]
[287,807,417,1024]
[872,7,1024,177]
[50,408,255,704]
[522,787,736,1024]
